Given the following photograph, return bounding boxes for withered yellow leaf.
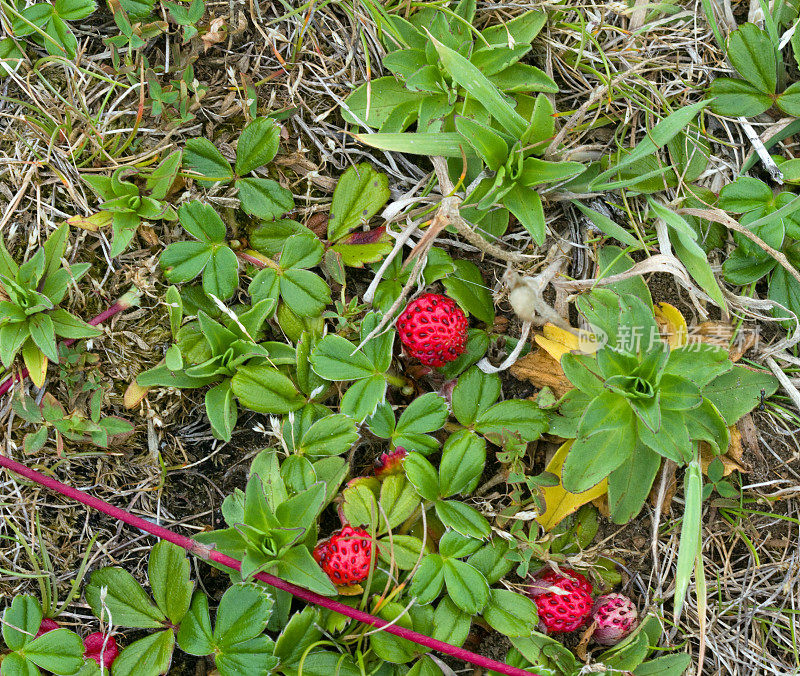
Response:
[536,440,608,531]
[66,211,113,232]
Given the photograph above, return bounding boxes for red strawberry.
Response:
[83,632,119,669]
[527,568,593,597]
[396,294,468,367]
[35,618,60,638]
[527,569,593,634]
[313,525,372,586]
[591,593,638,645]
[374,447,407,478]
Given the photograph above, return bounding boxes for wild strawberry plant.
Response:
[0,595,85,675]
[183,117,294,220]
[84,541,279,676]
[6,0,96,60]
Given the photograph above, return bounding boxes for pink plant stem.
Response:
[0,455,537,676]
[0,288,140,398]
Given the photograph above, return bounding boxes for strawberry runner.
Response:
[0,455,538,676]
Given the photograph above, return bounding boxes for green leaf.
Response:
[341,77,427,129]
[328,163,390,242]
[438,430,486,498]
[48,308,102,340]
[379,476,419,531]
[275,546,338,596]
[647,199,727,311]
[147,149,182,200]
[590,100,709,189]
[85,567,165,628]
[474,399,547,443]
[703,366,779,425]
[707,76,773,116]
[378,534,425,570]
[296,414,358,457]
[24,628,85,674]
[28,313,58,363]
[455,117,508,171]
[343,483,378,530]
[160,241,212,285]
[408,554,445,604]
[482,589,538,637]
[607,442,661,524]
[148,541,194,625]
[214,584,273,647]
[442,259,494,324]
[110,630,175,676]
[435,500,491,538]
[177,200,227,243]
[573,202,640,248]
[355,132,472,158]
[249,220,311,257]
[727,23,776,94]
[310,335,376,380]
[42,224,69,281]
[279,268,330,316]
[776,82,800,116]
[404,452,440,501]
[519,158,586,187]
[450,537,501,581]
[237,178,294,220]
[674,458,702,621]
[451,366,500,426]
[202,245,239,301]
[0,652,36,676]
[0,322,28,368]
[215,637,278,676]
[431,37,526,137]
[235,118,280,175]
[562,392,636,492]
[3,595,41,651]
[443,559,489,614]
[393,392,448,451]
[176,591,214,656]
[55,0,96,20]
[231,365,305,414]
[184,138,234,184]
[634,654,692,676]
[489,63,557,93]
[0,38,25,76]
[481,10,546,46]
[503,185,546,245]
[340,373,387,422]
[684,398,729,454]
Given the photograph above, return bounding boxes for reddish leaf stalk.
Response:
[0,455,536,676]
[0,288,140,398]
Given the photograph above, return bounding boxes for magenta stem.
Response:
[0,456,536,676]
[0,289,139,398]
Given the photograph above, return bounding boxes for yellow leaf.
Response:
[654,302,688,348]
[124,381,150,409]
[22,343,47,389]
[536,440,608,531]
[542,324,581,349]
[66,211,113,232]
[534,335,574,362]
